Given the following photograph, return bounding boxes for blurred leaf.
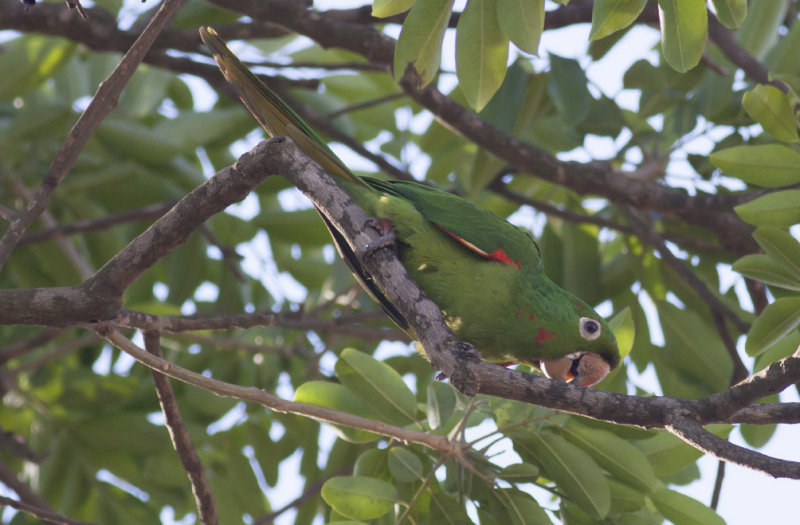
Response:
[394,0,455,84]
[766,19,800,76]
[710,144,800,186]
[608,307,635,360]
[736,0,790,60]
[321,476,399,520]
[590,0,648,41]
[746,296,800,355]
[0,35,75,100]
[294,381,381,443]
[656,0,707,72]
[496,488,552,525]
[426,380,456,430]
[608,478,646,513]
[497,0,544,54]
[387,447,424,482]
[560,423,657,492]
[651,487,726,525]
[710,0,747,29]
[524,431,611,518]
[742,85,799,142]
[456,0,509,111]
[373,0,416,17]
[735,190,800,226]
[335,348,418,426]
[548,54,592,125]
[497,462,540,483]
[658,302,732,392]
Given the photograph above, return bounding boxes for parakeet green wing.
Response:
[199,27,621,388]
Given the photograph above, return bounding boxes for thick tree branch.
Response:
[666,414,800,478]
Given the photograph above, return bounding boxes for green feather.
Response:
[200,27,620,384]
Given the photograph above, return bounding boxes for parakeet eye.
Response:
[579,317,601,340]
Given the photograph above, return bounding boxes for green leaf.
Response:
[736,0,790,60]
[590,0,648,40]
[651,487,726,525]
[456,0,509,111]
[735,190,800,226]
[742,85,800,143]
[710,0,747,29]
[335,348,418,426]
[608,307,635,360]
[746,296,800,355]
[657,0,707,73]
[657,302,732,392]
[393,0,455,84]
[497,0,544,54]
[709,144,800,187]
[373,0,416,17]
[426,380,456,430]
[96,117,183,165]
[497,463,540,483]
[638,427,731,477]
[732,254,800,291]
[293,381,380,443]
[753,226,800,278]
[0,35,76,100]
[321,476,400,520]
[548,54,592,125]
[387,447,424,482]
[496,488,553,525]
[560,424,658,493]
[608,478,646,513]
[525,431,611,518]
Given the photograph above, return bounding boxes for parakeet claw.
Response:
[435,342,481,381]
[455,341,481,362]
[364,218,396,256]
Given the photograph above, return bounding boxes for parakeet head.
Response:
[524,281,620,388]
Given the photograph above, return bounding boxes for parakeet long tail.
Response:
[199,27,362,187]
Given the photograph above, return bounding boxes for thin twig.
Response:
[101,329,454,452]
[0,495,93,525]
[18,201,176,246]
[144,332,219,525]
[0,328,65,364]
[0,0,190,270]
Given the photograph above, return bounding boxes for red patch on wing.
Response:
[528,313,536,321]
[515,309,521,319]
[488,249,522,268]
[436,225,522,268]
[576,302,584,309]
[534,327,556,346]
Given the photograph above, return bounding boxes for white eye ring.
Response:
[579,317,601,341]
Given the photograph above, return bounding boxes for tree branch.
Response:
[144,332,218,525]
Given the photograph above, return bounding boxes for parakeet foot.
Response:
[455,341,481,362]
[435,342,481,381]
[364,218,396,256]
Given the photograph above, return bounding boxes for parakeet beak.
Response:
[540,352,611,387]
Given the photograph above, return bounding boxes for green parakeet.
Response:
[200,28,620,387]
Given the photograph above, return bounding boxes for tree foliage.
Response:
[2,0,800,524]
